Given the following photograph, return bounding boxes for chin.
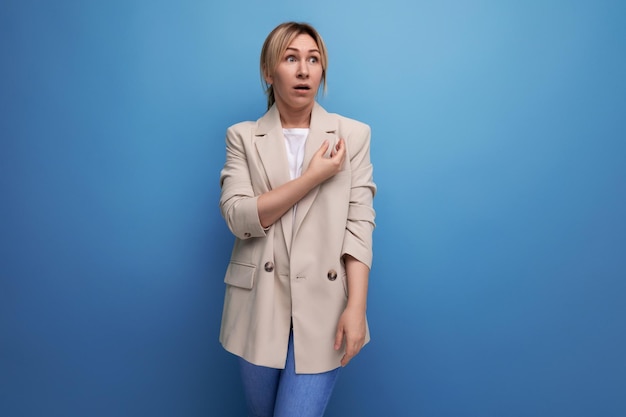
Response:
[288,99,314,108]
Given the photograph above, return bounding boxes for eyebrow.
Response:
[285,47,320,53]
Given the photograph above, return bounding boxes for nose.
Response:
[297,61,309,78]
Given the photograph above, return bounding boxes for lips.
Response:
[294,84,311,90]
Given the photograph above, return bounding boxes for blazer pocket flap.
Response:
[224,261,256,289]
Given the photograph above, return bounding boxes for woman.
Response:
[219,21,376,417]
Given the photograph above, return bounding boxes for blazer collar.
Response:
[253,102,339,189]
[255,102,337,134]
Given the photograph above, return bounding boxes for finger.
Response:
[333,140,346,159]
[330,148,343,161]
[316,140,330,156]
[340,350,354,367]
[330,138,344,156]
[341,343,362,367]
[334,326,344,351]
[346,340,358,358]
[346,336,363,355]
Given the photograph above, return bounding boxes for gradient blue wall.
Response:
[1,1,624,416]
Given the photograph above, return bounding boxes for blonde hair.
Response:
[260,22,328,110]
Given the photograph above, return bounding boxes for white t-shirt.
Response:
[283,128,309,180]
[283,128,309,223]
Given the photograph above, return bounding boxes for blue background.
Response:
[1,0,625,416]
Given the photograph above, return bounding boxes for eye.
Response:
[286,55,297,63]
[308,56,319,64]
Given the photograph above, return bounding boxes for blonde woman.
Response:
[219,21,376,417]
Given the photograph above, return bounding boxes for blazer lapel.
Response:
[255,103,339,246]
[254,105,294,252]
[255,105,290,190]
[293,103,339,238]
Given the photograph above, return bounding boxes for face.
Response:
[265,34,323,113]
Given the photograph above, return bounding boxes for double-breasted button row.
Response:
[263,265,337,278]
[327,269,337,281]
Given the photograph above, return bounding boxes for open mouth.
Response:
[294,85,311,90]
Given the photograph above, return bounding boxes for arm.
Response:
[220,125,347,238]
[257,138,346,228]
[341,124,376,267]
[219,126,267,239]
[334,255,369,367]
[334,123,377,366]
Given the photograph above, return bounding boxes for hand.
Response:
[303,138,346,184]
[334,305,367,367]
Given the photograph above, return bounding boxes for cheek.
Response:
[313,68,324,84]
[272,70,289,87]
[273,77,287,92]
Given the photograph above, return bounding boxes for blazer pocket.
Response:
[224,261,256,289]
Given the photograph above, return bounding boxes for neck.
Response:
[276,101,314,128]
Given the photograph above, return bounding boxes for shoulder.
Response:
[329,112,370,137]
[314,103,369,133]
[328,113,371,152]
[226,120,257,135]
[224,119,261,147]
[227,106,279,137]
[334,113,369,130]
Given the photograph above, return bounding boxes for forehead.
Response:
[286,33,319,52]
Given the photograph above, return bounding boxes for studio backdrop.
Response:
[1,0,625,416]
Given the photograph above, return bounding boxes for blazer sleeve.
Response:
[219,124,267,240]
[342,122,377,268]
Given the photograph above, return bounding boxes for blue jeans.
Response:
[238,331,341,417]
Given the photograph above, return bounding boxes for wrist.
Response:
[300,170,322,188]
[345,301,367,313]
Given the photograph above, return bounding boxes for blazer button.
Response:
[244,232,251,238]
[327,269,337,281]
[264,261,274,272]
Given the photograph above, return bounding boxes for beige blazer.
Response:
[219,103,376,374]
